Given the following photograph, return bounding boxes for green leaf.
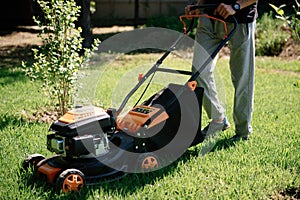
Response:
[270,4,285,16]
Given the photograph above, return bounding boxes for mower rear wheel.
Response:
[22,153,46,171]
[137,152,160,172]
[57,169,85,193]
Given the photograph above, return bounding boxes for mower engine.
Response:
[47,106,116,158]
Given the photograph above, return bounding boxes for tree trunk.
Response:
[78,0,92,48]
[134,0,139,28]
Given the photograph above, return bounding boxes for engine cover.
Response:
[47,106,114,158]
[49,106,115,138]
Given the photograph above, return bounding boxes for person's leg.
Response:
[193,18,230,136]
[229,22,256,138]
[193,18,226,121]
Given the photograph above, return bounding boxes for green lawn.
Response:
[0,53,299,199]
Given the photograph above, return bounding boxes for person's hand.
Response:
[214,3,236,19]
[185,5,200,16]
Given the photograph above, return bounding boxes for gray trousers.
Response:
[192,17,255,136]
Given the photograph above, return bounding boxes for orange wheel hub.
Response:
[141,156,158,170]
[62,174,84,193]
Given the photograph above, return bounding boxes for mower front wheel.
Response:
[57,169,85,193]
[22,153,46,171]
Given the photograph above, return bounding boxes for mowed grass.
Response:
[0,53,299,199]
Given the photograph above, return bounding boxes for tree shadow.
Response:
[0,26,40,37]
[0,114,26,131]
[0,29,39,87]
[0,45,36,68]
[0,26,42,71]
[0,26,41,67]
[0,113,45,132]
[0,67,29,86]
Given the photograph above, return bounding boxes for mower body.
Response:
[25,83,204,191]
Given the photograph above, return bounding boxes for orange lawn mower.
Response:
[22,4,238,193]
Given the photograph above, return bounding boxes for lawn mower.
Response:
[22,5,238,193]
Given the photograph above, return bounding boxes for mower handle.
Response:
[184,4,238,35]
[116,4,238,115]
[184,4,218,34]
[187,4,239,29]
[189,4,218,10]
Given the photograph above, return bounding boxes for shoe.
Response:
[228,134,249,142]
[202,117,230,137]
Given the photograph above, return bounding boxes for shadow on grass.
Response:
[210,138,238,152]
[17,141,235,199]
[0,67,29,86]
[0,45,36,68]
[16,131,240,199]
[0,26,40,37]
[77,139,237,198]
[18,149,300,200]
[0,29,159,73]
[0,114,27,131]
[18,145,207,199]
[0,44,36,88]
[18,159,183,199]
[18,167,58,197]
[0,28,39,67]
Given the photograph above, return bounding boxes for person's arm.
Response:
[214,0,258,19]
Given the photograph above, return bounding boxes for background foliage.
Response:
[22,0,98,114]
[255,12,290,56]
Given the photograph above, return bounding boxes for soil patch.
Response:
[279,37,300,61]
[271,186,300,200]
[0,29,42,67]
[21,109,59,124]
